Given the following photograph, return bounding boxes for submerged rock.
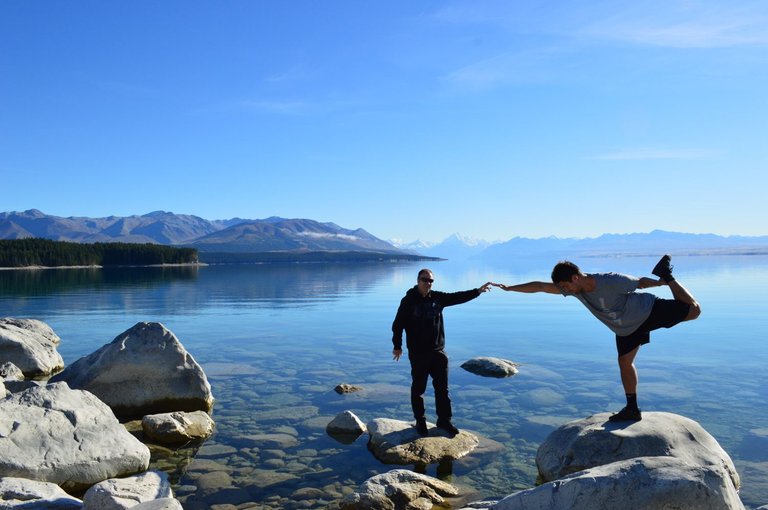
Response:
[0,318,64,377]
[335,383,363,394]
[367,418,479,465]
[461,357,520,378]
[341,469,459,510]
[493,456,745,510]
[0,382,150,492]
[50,322,214,418]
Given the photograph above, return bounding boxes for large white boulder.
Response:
[82,470,174,510]
[0,477,83,508]
[0,382,151,492]
[367,418,479,464]
[50,322,213,418]
[141,410,215,445]
[0,318,64,377]
[341,469,459,510]
[492,456,745,510]
[536,411,740,490]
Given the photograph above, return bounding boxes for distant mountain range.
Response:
[476,230,768,260]
[405,230,768,261]
[3,209,768,260]
[0,209,414,257]
[394,233,495,260]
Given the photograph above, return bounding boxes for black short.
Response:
[615,298,691,357]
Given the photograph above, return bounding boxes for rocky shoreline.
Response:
[1,318,763,509]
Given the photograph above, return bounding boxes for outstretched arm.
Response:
[490,281,561,294]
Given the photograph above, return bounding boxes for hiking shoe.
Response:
[436,419,460,436]
[415,419,428,437]
[652,254,675,283]
[609,406,642,422]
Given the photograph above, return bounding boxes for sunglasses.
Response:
[419,277,434,283]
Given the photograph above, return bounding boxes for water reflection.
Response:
[195,263,402,305]
[0,265,199,296]
[0,263,405,319]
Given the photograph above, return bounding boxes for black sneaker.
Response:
[436,419,459,436]
[608,406,642,422]
[652,254,675,283]
[415,419,428,437]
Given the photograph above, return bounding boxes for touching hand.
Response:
[392,349,402,361]
[479,282,493,292]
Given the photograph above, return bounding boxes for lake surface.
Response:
[2,255,767,509]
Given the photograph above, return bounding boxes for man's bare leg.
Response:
[618,346,639,395]
[610,346,642,422]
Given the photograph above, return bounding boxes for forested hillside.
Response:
[0,239,198,267]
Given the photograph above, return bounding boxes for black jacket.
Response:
[392,285,481,353]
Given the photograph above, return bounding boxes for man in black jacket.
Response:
[392,268,492,436]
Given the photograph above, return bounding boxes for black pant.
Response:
[409,349,451,421]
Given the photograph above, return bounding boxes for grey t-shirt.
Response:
[564,273,656,336]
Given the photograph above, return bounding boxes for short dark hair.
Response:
[551,261,581,283]
[417,268,433,279]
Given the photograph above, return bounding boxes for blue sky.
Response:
[2,1,767,243]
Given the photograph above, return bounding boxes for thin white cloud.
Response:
[592,148,721,161]
[431,1,768,49]
[578,2,768,48]
[297,232,361,241]
[442,46,575,90]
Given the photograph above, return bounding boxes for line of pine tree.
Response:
[0,239,198,267]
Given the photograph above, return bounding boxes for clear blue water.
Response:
[2,256,766,508]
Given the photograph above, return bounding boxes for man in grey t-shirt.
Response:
[491,255,701,422]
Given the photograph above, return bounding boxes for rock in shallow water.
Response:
[493,456,745,510]
[0,477,83,509]
[82,470,174,510]
[142,410,215,445]
[327,410,366,434]
[334,383,363,394]
[50,321,214,419]
[366,418,479,465]
[536,411,741,490]
[341,469,459,510]
[0,318,64,377]
[461,357,520,378]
